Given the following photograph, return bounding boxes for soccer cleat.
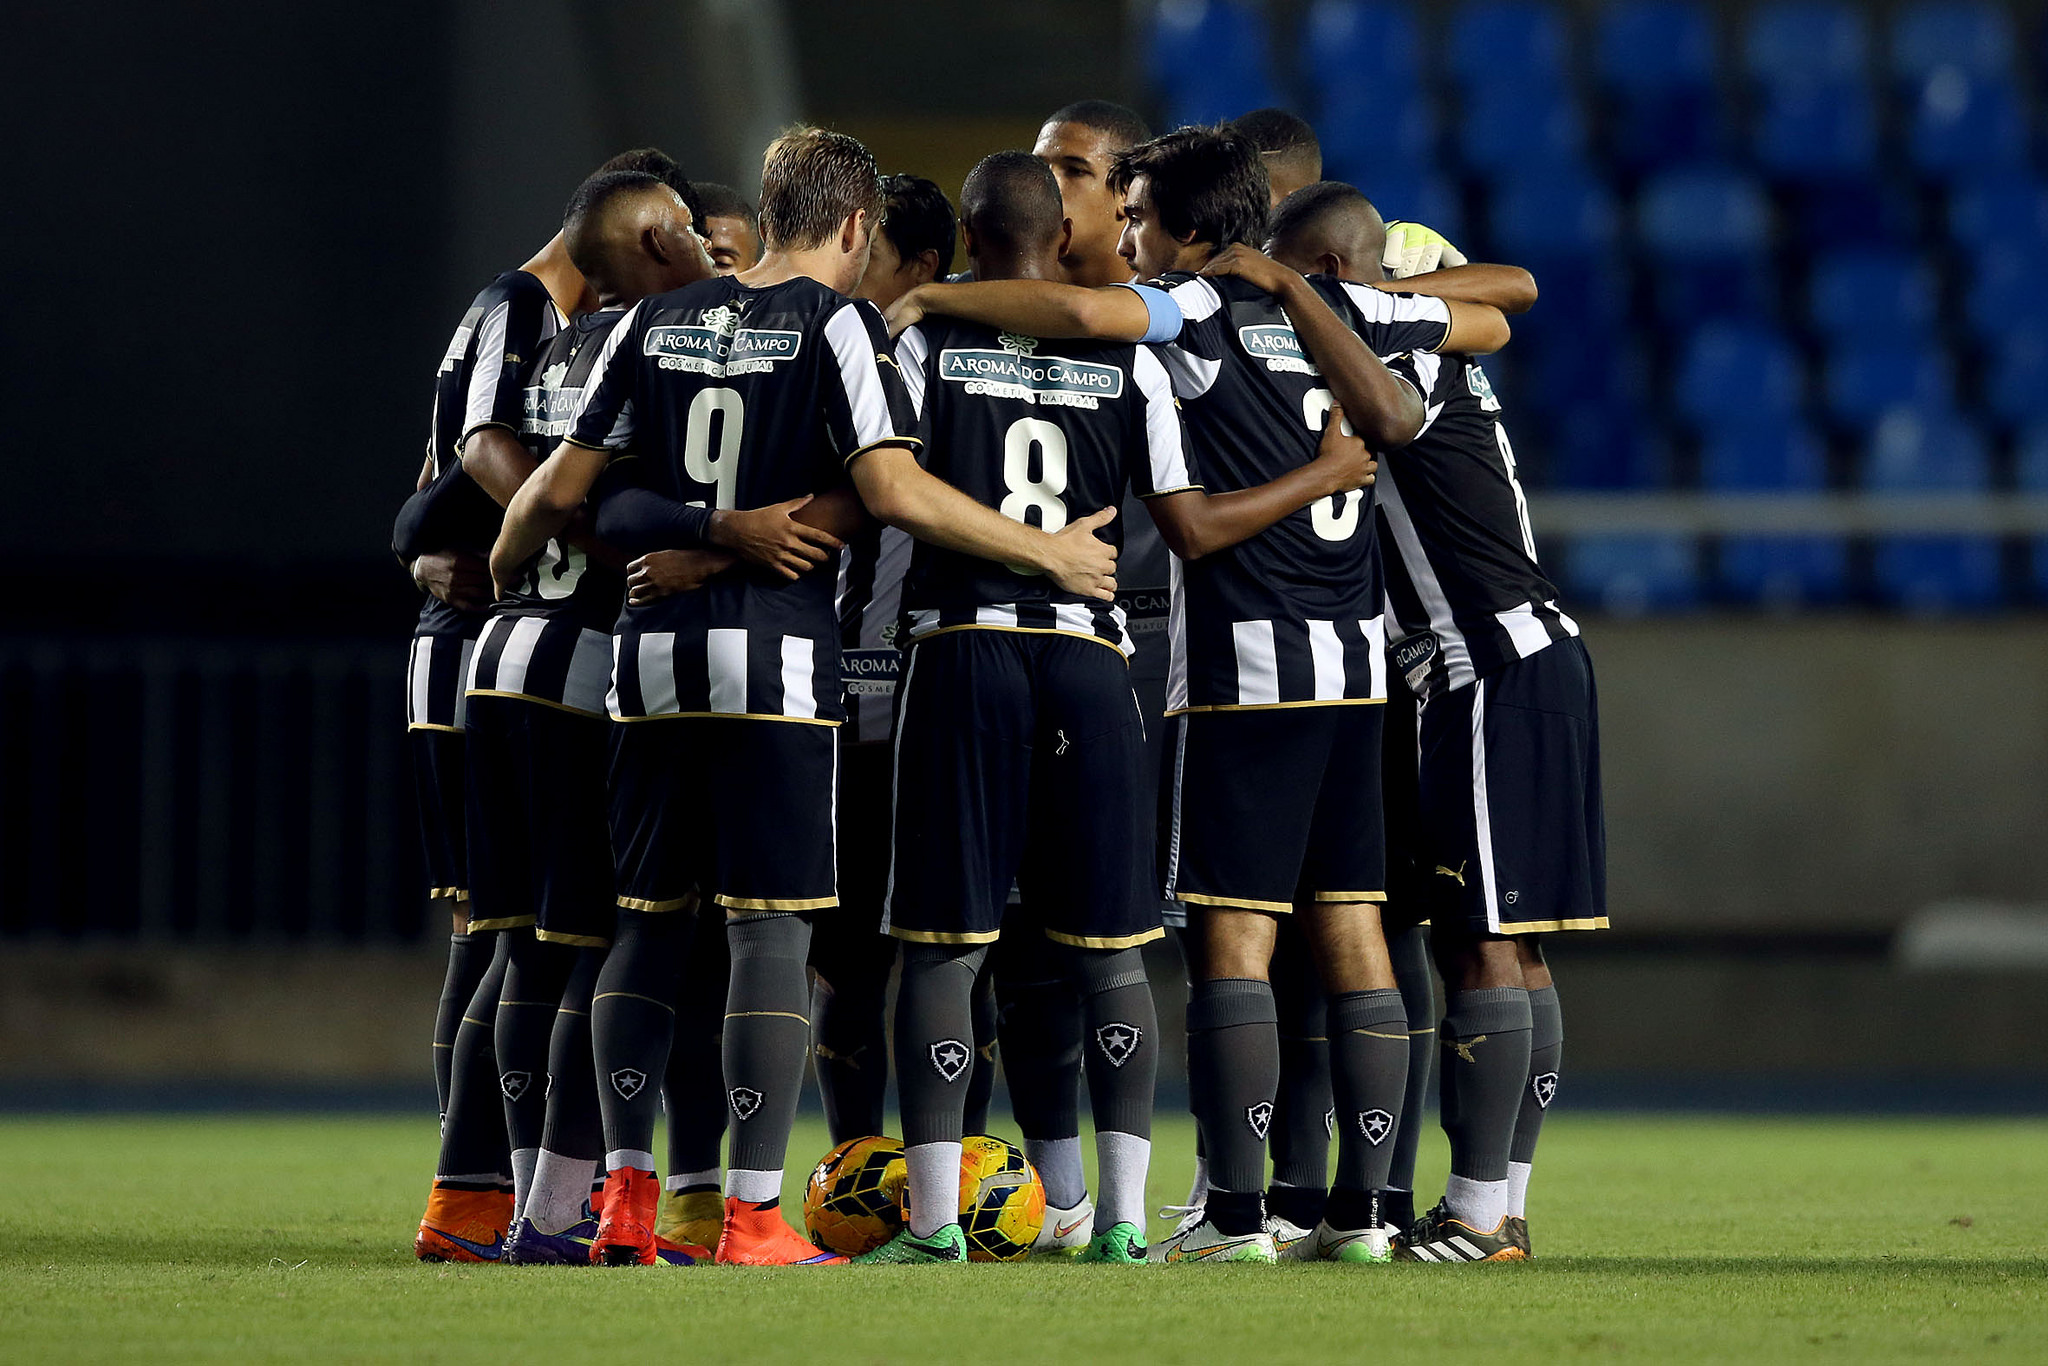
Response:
[651,1234,714,1266]
[1393,1202,1529,1263]
[1153,1216,1277,1265]
[716,1197,847,1266]
[853,1222,969,1264]
[505,1212,597,1266]
[1507,1215,1533,1259]
[414,1185,511,1262]
[591,1167,662,1265]
[1282,1219,1394,1264]
[1264,1214,1313,1258]
[1157,1202,1207,1241]
[1077,1222,1147,1263]
[655,1187,725,1254]
[1031,1197,1096,1257]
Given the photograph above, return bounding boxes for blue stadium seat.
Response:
[1744,2,1870,88]
[1357,166,1464,244]
[1701,421,1848,604]
[1302,0,1422,105]
[1907,72,2027,181]
[1807,248,1938,342]
[1965,243,2048,337]
[1320,99,1437,191]
[1595,1,1723,170]
[1983,325,2048,431]
[1782,179,1918,249]
[1567,535,1703,613]
[1637,167,1774,321]
[1448,1,1569,92]
[1674,321,1805,432]
[1146,0,1278,128]
[1823,342,1955,429]
[2014,424,2048,600]
[1488,171,1620,258]
[1546,400,1670,489]
[1862,406,2002,609]
[1457,83,1587,177]
[1753,81,1878,180]
[1948,175,2048,254]
[1889,1,2014,85]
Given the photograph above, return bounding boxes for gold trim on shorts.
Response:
[408,721,464,734]
[536,929,612,948]
[1178,891,1293,914]
[906,623,1129,659]
[1166,697,1387,717]
[610,710,840,727]
[1503,916,1610,933]
[886,926,1002,945]
[1044,926,1167,950]
[716,893,838,912]
[427,886,470,901]
[616,894,700,913]
[1311,890,1388,903]
[465,914,536,932]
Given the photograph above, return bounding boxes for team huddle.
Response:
[398,99,1605,1269]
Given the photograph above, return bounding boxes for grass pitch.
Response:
[0,1112,2042,1363]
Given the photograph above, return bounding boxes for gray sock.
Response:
[1511,984,1563,1165]
[1328,988,1410,1196]
[722,913,814,1181]
[1438,987,1532,1183]
[1069,945,1159,1141]
[1269,932,1332,1193]
[1186,977,1278,1211]
[1387,923,1435,1195]
[895,942,990,1147]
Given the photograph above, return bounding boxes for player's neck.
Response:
[741,246,858,296]
[521,232,595,317]
[1062,252,1137,288]
[969,250,1061,283]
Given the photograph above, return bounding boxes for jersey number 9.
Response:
[683,386,744,508]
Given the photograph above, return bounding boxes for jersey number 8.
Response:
[998,417,1069,576]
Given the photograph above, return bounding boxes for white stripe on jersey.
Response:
[974,605,1020,628]
[563,628,613,714]
[1053,603,1098,638]
[1307,620,1346,701]
[408,637,434,726]
[1231,620,1280,706]
[780,635,817,719]
[1376,462,1478,693]
[1133,346,1197,492]
[493,616,548,697]
[1363,614,1389,698]
[1336,282,1453,334]
[1494,602,1557,659]
[896,327,931,418]
[565,300,644,448]
[461,300,512,436]
[1165,276,1224,322]
[825,303,899,447]
[636,633,679,714]
[706,628,749,713]
[1166,555,1190,713]
[1471,677,1502,934]
[1407,351,1447,434]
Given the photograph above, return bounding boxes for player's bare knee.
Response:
[1197,907,1278,980]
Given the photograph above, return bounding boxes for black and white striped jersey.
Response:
[416,270,564,642]
[1376,353,1579,700]
[835,522,912,744]
[1149,273,1451,714]
[496,307,630,637]
[565,276,919,723]
[891,319,1197,660]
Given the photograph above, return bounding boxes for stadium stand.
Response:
[1152,0,2048,611]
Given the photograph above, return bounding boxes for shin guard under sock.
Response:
[591,910,688,1168]
[1387,923,1435,1201]
[722,913,814,1191]
[1438,987,1533,1187]
[897,943,988,1232]
[1269,932,1332,1194]
[1186,978,1278,1234]
[434,931,491,1124]
[666,907,730,1178]
[1508,983,1562,1217]
[1327,988,1410,1200]
[434,930,511,1182]
[540,947,604,1161]
[1070,945,1158,1233]
[495,934,580,1210]
[993,941,1083,1147]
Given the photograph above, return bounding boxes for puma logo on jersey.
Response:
[1446,1035,1487,1064]
[1435,862,1468,887]
[1055,729,1070,756]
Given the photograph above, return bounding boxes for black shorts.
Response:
[1380,684,1431,932]
[407,634,475,902]
[1163,703,1386,913]
[609,716,838,914]
[1415,637,1608,936]
[464,694,615,945]
[885,630,1160,949]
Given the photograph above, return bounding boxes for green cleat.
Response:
[1076,1222,1147,1263]
[853,1222,969,1264]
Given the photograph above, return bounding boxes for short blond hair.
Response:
[758,126,884,253]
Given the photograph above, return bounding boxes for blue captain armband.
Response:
[1111,282,1183,345]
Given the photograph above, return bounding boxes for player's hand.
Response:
[882,287,927,339]
[1381,222,1468,280]
[413,550,492,612]
[709,495,846,580]
[1309,403,1377,495]
[1198,243,1298,296]
[1041,505,1119,602]
[415,452,435,492]
[627,549,736,605]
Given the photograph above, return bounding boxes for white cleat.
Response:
[1153,1216,1277,1265]
[1032,1198,1096,1257]
[1264,1214,1313,1257]
[1157,1202,1206,1241]
[1280,1219,1395,1264]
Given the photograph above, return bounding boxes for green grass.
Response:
[0,1113,2042,1363]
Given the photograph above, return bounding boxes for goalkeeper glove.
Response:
[1381,221,1468,279]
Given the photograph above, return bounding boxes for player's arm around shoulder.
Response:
[490,439,609,599]
[883,278,1174,345]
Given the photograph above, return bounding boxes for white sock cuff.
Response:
[1444,1172,1514,1232]
[725,1167,783,1204]
[605,1149,657,1174]
[1505,1160,1533,1219]
[1094,1131,1151,1233]
[905,1141,964,1239]
[1023,1136,1087,1209]
[665,1168,722,1193]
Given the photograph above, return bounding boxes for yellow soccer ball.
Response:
[804,1135,908,1256]
[924,1134,1045,1263]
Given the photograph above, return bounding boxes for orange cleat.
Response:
[415,1185,512,1262]
[716,1196,848,1266]
[591,1167,662,1265]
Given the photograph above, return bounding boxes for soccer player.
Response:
[694,182,763,274]
[491,127,1118,1267]
[1269,182,1589,1264]
[809,172,969,1148]
[861,150,1385,1266]
[1229,107,1322,205]
[886,124,1509,1264]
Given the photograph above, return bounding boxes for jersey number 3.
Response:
[1302,388,1362,542]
